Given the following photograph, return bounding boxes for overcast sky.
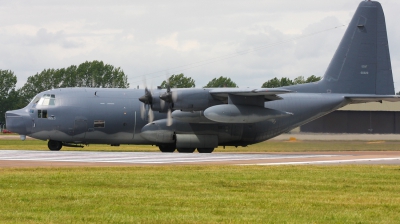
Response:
[1,0,399,91]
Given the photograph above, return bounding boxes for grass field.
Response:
[1,137,400,152]
[1,135,400,223]
[0,165,399,223]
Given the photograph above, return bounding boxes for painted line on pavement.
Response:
[243,157,400,165]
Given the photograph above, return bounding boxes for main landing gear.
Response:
[47,140,85,151]
[197,148,214,153]
[47,141,215,153]
[177,148,196,153]
[158,145,214,153]
[158,144,176,153]
[48,140,62,151]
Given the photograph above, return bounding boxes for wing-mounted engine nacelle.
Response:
[141,88,221,113]
[150,89,171,113]
[139,88,171,113]
[169,88,219,111]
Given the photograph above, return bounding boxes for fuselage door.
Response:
[73,118,87,142]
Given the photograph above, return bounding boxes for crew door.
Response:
[73,117,87,142]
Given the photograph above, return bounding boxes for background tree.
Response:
[160,73,195,88]
[203,76,238,88]
[0,70,17,100]
[261,77,280,88]
[305,75,322,83]
[18,60,129,104]
[0,70,19,123]
[262,75,322,88]
[262,77,292,88]
[280,77,294,87]
[293,76,306,85]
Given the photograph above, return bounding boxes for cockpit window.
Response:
[31,96,40,105]
[36,94,56,106]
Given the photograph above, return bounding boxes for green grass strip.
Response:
[0,165,399,223]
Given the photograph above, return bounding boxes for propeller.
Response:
[139,79,154,123]
[159,77,174,126]
[139,87,153,104]
[139,76,177,125]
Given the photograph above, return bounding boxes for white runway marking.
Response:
[247,157,400,165]
[0,150,335,164]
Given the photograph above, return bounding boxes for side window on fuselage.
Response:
[37,110,48,118]
[94,120,105,128]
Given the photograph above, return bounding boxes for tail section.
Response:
[289,1,394,95]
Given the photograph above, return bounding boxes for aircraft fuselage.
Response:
[6,87,348,147]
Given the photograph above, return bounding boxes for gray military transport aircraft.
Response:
[5,1,400,153]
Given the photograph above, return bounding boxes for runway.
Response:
[1,150,400,167]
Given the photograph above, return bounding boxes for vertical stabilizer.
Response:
[323,0,393,94]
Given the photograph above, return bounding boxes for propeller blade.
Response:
[142,76,147,89]
[166,74,171,93]
[148,107,154,123]
[140,103,145,119]
[172,90,178,102]
[167,109,172,126]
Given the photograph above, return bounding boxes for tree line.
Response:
[160,74,320,89]
[0,60,321,123]
[0,60,129,123]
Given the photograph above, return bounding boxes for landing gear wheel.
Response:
[48,140,62,151]
[197,148,214,153]
[177,148,196,153]
[159,145,176,153]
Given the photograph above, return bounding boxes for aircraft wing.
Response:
[345,95,400,103]
[209,88,292,101]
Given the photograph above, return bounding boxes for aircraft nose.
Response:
[5,109,30,135]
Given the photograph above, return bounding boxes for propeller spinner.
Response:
[139,87,152,105]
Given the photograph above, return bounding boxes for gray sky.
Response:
[1,0,399,91]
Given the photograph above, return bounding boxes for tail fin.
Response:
[290,1,394,95]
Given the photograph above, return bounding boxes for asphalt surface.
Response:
[3,133,400,141]
[2,134,400,167]
[1,150,400,167]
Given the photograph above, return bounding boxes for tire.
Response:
[48,140,62,151]
[197,148,214,153]
[177,148,196,153]
[159,145,176,153]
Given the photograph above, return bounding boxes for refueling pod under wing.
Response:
[203,105,293,123]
